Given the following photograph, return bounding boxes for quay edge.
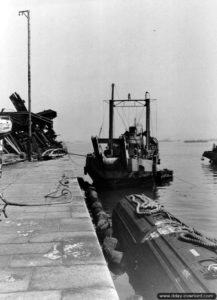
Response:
[0,153,119,299]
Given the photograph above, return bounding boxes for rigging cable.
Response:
[173,175,200,187]
[159,175,217,196]
[137,106,145,125]
[115,85,129,130]
[150,109,153,136]
[98,101,106,137]
[122,107,129,129]
[116,108,128,131]
[115,85,120,100]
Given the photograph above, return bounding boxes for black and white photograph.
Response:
[0,1,217,299]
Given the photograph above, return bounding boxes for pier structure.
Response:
[0,155,118,299]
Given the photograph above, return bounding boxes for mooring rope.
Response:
[173,175,199,187]
[129,194,164,215]
[179,229,217,250]
[0,176,73,220]
[129,193,217,250]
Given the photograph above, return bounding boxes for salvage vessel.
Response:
[84,84,172,188]
[112,194,217,298]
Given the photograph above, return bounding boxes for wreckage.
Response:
[0,92,64,160]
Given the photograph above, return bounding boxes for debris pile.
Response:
[1,92,64,160]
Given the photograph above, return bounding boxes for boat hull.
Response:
[84,154,154,188]
[85,154,173,189]
[87,171,154,189]
[112,196,217,297]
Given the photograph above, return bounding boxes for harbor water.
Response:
[67,140,217,299]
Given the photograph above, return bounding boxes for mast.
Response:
[109,83,115,151]
[106,86,153,151]
[145,92,150,149]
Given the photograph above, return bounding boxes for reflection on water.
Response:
[67,141,217,300]
[202,162,217,181]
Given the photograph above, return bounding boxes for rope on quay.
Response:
[0,176,73,220]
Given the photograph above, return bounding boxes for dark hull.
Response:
[113,196,217,298]
[203,150,217,163]
[85,156,173,189]
[85,156,155,189]
[89,171,154,189]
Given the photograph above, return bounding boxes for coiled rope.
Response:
[179,229,217,250]
[129,193,217,250]
[0,176,73,220]
[44,177,71,198]
[129,194,164,215]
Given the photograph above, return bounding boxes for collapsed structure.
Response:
[1,92,63,159]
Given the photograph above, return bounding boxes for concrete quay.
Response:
[0,155,119,299]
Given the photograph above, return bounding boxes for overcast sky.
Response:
[1,0,217,141]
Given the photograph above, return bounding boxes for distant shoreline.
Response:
[184,140,208,143]
[159,139,217,143]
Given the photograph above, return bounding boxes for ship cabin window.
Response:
[112,143,121,157]
[103,143,120,158]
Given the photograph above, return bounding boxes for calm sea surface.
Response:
[67,140,217,299]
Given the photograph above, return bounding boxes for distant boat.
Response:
[202,143,217,164]
[84,84,173,188]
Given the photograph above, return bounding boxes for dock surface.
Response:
[0,155,118,299]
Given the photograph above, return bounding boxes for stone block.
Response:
[30,265,115,291]
[29,231,96,243]
[61,235,105,265]
[0,290,61,300]
[11,254,62,267]
[70,204,89,218]
[0,219,59,234]
[0,233,29,244]
[0,256,11,267]
[0,268,32,293]
[62,287,119,300]
[59,218,93,232]
[6,213,47,220]
[0,243,55,255]
[44,212,71,219]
